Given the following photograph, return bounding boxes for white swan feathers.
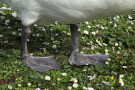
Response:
[1,0,135,26]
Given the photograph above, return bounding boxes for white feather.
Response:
[0,0,135,26]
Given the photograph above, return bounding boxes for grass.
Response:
[0,3,135,90]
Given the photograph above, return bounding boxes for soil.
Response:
[0,76,15,85]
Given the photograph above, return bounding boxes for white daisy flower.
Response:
[80,51,84,54]
[128,15,132,19]
[68,86,72,90]
[114,23,117,27]
[70,78,78,83]
[117,51,120,54]
[35,88,41,90]
[44,89,49,90]
[8,85,12,89]
[91,46,95,50]
[91,32,96,35]
[119,75,124,79]
[120,81,124,86]
[0,35,3,38]
[83,86,87,90]
[12,12,17,17]
[103,43,107,46]
[1,16,5,20]
[52,45,57,49]
[57,78,61,81]
[45,76,51,81]
[62,73,67,77]
[96,30,99,34]
[87,87,94,90]
[115,43,119,46]
[87,25,91,28]
[123,66,127,69]
[102,81,111,85]
[2,7,7,10]
[118,47,121,50]
[119,78,124,86]
[28,83,31,86]
[83,69,87,72]
[83,30,89,34]
[18,84,21,87]
[107,58,111,61]
[116,15,120,18]
[90,41,93,44]
[87,74,96,80]
[105,62,109,65]
[96,39,100,43]
[5,20,10,25]
[12,32,16,35]
[105,49,108,53]
[119,78,123,82]
[73,83,78,88]
[85,21,89,24]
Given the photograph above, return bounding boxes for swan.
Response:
[0,0,134,72]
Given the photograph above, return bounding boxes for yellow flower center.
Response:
[47,78,49,80]
[57,78,61,81]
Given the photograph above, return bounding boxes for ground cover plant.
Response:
[0,3,135,90]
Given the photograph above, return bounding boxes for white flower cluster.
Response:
[87,74,96,80]
[69,78,79,89]
[83,87,94,90]
[119,75,124,86]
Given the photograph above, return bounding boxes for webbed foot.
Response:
[68,52,109,66]
[21,55,61,73]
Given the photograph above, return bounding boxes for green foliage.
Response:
[0,3,135,90]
